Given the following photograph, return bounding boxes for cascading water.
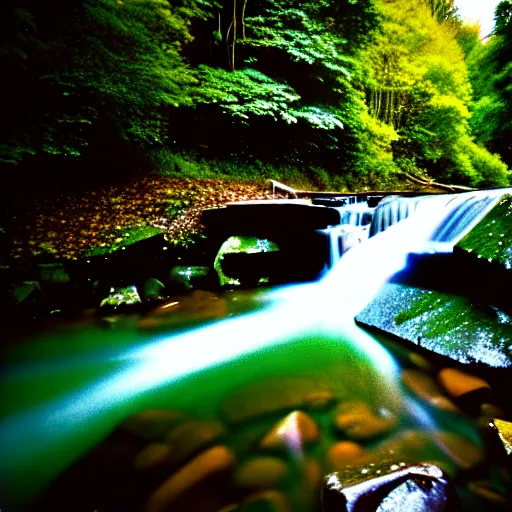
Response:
[1,188,511,510]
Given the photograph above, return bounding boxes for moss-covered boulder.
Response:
[457,194,512,270]
[356,283,512,368]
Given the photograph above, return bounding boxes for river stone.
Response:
[333,401,397,440]
[221,376,334,424]
[144,445,236,512]
[233,456,288,489]
[240,490,291,512]
[322,462,456,512]
[39,263,71,284]
[490,418,512,457]
[119,409,187,441]
[303,458,322,492]
[375,430,433,461]
[133,443,174,471]
[402,369,459,412]
[165,420,226,464]
[100,285,141,308]
[467,481,509,504]
[143,277,166,302]
[438,368,490,398]
[327,442,366,469]
[434,432,484,469]
[260,411,319,450]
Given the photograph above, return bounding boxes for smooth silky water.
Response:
[0,191,507,511]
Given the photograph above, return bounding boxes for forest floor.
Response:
[6,176,279,264]
[4,173,446,265]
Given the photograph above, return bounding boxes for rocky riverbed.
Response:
[31,348,511,512]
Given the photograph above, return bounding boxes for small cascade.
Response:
[430,193,497,243]
[369,196,423,237]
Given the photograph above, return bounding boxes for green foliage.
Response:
[0,0,201,162]
[149,149,328,189]
[465,1,512,170]
[359,0,510,187]
[195,66,301,122]
[1,0,509,190]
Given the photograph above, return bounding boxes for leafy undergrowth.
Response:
[8,177,279,263]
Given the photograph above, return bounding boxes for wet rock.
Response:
[233,456,288,489]
[13,280,41,303]
[133,443,174,471]
[356,282,512,368]
[322,462,457,512]
[438,368,490,398]
[100,285,141,308]
[375,430,433,461]
[333,401,397,440]
[118,409,187,441]
[165,420,226,464]
[240,490,291,512]
[490,418,512,457]
[221,376,334,424]
[402,370,459,412]
[435,432,484,469]
[144,445,236,512]
[169,265,214,291]
[260,411,319,450]
[327,442,366,470]
[456,194,512,272]
[38,262,70,284]
[303,458,322,492]
[143,277,166,302]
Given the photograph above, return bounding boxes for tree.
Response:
[0,0,201,166]
[360,0,509,187]
[465,1,512,171]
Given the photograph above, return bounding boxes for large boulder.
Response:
[322,462,457,511]
[456,195,512,272]
[356,283,512,368]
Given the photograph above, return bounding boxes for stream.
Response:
[0,190,510,511]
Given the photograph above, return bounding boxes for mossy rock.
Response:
[457,195,512,271]
[356,283,512,368]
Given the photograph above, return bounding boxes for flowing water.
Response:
[0,190,510,511]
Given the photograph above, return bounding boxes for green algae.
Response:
[457,195,512,269]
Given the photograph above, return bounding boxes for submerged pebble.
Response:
[119,409,187,441]
[327,441,366,469]
[260,411,319,450]
[233,457,288,489]
[333,401,397,440]
[438,368,490,398]
[144,445,236,512]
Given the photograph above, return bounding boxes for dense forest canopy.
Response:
[0,0,510,190]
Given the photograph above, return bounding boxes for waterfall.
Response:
[430,193,497,243]
[369,196,423,237]
[368,189,511,247]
